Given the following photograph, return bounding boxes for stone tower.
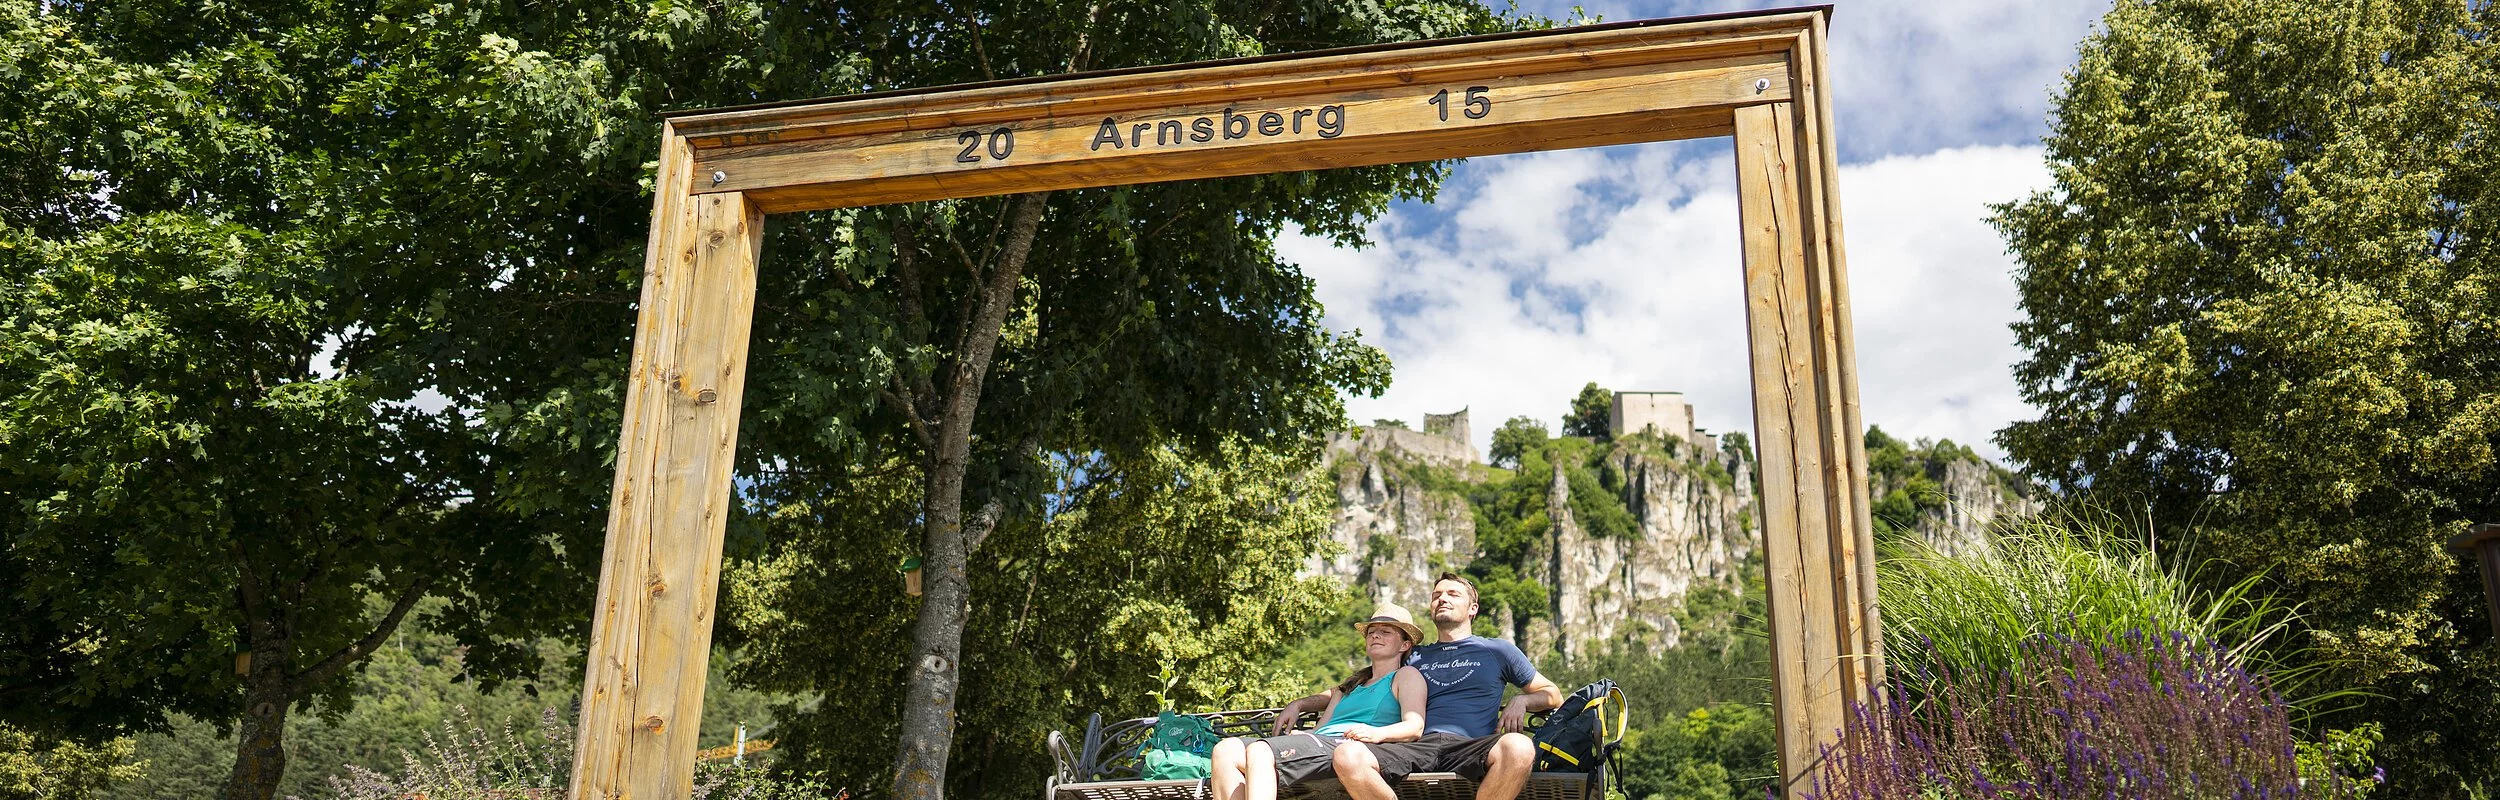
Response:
[1422,407,1471,450]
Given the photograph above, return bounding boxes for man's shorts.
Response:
[1360,731,1512,782]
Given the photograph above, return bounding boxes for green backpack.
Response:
[1139,711,1220,780]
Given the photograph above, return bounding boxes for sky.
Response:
[1288,0,2108,462]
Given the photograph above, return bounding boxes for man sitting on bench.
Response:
[1269,573,1563,800]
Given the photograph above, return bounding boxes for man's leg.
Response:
[1331,741,1398,800]
[1211,737,1249,800]
[1468,733,1536,800]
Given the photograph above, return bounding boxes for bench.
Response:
[1045,708,1603,800]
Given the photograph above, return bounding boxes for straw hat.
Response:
[1354,602,1427,644]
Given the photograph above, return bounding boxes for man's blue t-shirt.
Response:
[1404,636,1539,738]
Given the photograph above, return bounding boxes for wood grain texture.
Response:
[670,19,1820,213]
[1809,14,1885,702]
[578,8,1882,797]
[1735,97,1866,793]
[569,126,763,799]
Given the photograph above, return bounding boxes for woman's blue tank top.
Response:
[1315,669,1404,736]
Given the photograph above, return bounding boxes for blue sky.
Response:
[1288,0,2108,461]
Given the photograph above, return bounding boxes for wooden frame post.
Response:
[570,122,765,799]
[573,6,1876,797]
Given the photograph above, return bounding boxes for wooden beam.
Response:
[1807,15,1885,700]
[574,8,1882,798]
[670,17,1825,213]
[570,122,764,800]
[1735,93,1870,793]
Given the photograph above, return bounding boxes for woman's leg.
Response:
[1210,737,1249,800]
[1245,740,1279,800]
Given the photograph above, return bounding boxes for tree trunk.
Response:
[890,192,1050,800]
[225,621,292,800]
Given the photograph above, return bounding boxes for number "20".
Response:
[956,128,1015,163]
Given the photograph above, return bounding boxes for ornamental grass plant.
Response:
[1876,506,2347,718]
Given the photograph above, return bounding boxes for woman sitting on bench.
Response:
[1209,603,1428,800]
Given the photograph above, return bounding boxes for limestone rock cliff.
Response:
[1313,417,2032,662]
[1310,428,1479,606]
[1521,437,1757,660]
[1864,428,2038,558]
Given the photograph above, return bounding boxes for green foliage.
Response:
[1993,0,2500,790]
[1563,382,1613,439]
[1554,576,1775,800]
[105,601,789,799]
[1489,416,1549,469]
[0,0,1512,796]
[0,723,143,800]
[728,441,1350,799]
[1876,508,2311,712]
[1373,418,1413,430]
[2298,723,2386,800]
[1862,426,2025,542]
[1611,703,1774,800]
[306,703,827,800]
[0,0,658,791]
[1719,432,1753,466]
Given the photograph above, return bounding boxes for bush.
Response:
[1877,508,2314,712]
[1804,635,2373,800]
[313,706,831,800]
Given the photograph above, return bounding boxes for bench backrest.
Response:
[1063,708,1558,784]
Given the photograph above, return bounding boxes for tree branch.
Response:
[890,217,943,414]
[288,576,432,694]
[881,375,936,451]
[960,1,997,82]
[963,496,1005,553]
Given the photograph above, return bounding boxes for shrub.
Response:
[1804,634,2372,800]
[1877,507,2317,713]
[312,706,831,800]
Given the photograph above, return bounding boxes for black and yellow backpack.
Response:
[1530,680,1628,773]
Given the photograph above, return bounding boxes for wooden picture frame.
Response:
[570,6,1878,797]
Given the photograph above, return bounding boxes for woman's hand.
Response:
[1341,725,1382,743]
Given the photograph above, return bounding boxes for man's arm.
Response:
[1498,674,1563,733]
[1268,688,1341,736]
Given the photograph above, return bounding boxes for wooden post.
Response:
[2453,523,2500,639]
[569,122,765,800]
[575,9,1879,795]
[1734,95,1877,793]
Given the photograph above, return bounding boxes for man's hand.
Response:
[1498,697,1531,733]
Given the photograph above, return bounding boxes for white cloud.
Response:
[1290,142,2048,463]
[1519,0,2105,159]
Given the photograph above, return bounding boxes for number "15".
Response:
[1428,86,1491,122]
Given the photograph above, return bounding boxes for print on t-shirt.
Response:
[1403,636,1539,739]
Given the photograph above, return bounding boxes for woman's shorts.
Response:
[1251,732,1345,786]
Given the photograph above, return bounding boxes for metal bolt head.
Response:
[1753,78,1770,94]
[711,170,727,185]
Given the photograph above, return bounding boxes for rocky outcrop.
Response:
[1866,435,2037,558]
[1917,458,2036,556]
[1315,416,2032,663]
[1523,438,1758,660]
[1310,428,1478,606]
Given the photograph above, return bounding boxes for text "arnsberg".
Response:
[1090,105,1347,151]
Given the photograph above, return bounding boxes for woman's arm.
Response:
[1347,667,1428,743]
[1268,689,1341,736]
